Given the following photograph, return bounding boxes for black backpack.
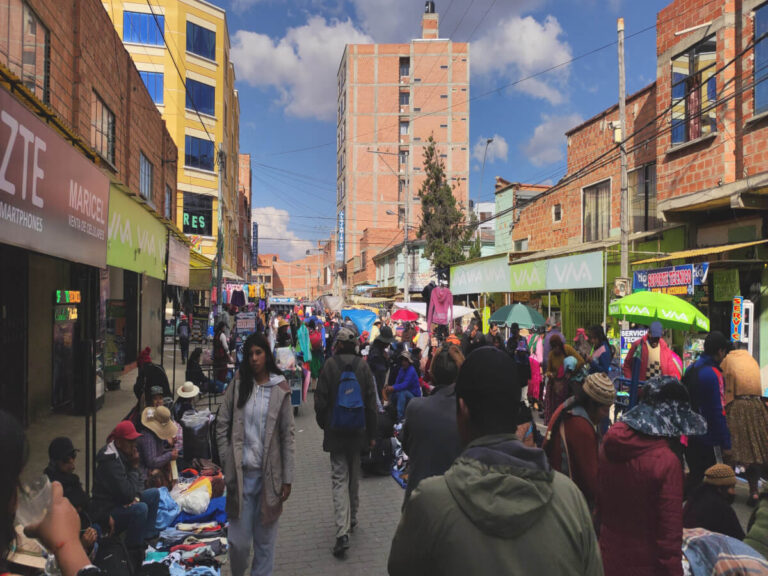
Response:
[94,537,133,576]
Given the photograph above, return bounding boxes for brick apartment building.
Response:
[0,0,181,423]
[335,1,470,294]
[273,251,324,299]
[237,153,252,280]
[496,0,768,382]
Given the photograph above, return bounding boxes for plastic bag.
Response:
[275,348,296,371]
[174,477,212,515]
[182,410,213,461]
[155,486,180,530]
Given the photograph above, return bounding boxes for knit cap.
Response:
[703,464,736,486]
[583,372,616,406]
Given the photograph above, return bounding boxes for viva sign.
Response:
[107,188,167,279]
[510,251,603,292]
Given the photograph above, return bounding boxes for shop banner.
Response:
[450,255,510,295]
[714,269,740,302]
[0,86,109,267]
[620,329,647,365]
[633,263,709,296]
[509,260,547,292]
[546,251,603,290]
[167,236,190,287]
[107,188,167,279]
[731,296,744,343]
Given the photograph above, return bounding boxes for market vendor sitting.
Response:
[136,406,178,489]
[385,350,422,421]
[172,381,200,422]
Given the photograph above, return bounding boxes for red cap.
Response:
[112,420,142,441]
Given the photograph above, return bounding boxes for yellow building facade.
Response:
[104,0,242,278]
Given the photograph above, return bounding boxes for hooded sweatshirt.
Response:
[242,373,282,470]
[427,287,453,328]
[388,434,603,576]
[597,422,683,576]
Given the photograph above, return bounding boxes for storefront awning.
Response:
[189,251,213,291]
[632,239,768,265]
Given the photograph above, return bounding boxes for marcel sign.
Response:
[0,86,108,267]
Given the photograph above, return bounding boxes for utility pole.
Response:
[403,160,410,303]
[618,18,629,280]
[216,144,225,317]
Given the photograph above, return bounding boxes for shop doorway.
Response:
[0,245,28,423]
[124,270,139,364]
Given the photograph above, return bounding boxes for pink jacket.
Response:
[622,335,682,381]
[427,287,453,328]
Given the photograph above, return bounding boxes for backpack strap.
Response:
[559,422,573,479]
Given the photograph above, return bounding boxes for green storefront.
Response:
[106,186,168,366]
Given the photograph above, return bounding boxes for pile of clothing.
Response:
[142,460,228,575]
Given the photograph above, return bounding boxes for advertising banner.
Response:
[167,235,190,287]
[731,296,744,343]
[0,86,109,267]
[633,263,709,296]
[545,251,603,290]
[509,260,547,292]
[620,329,647,365]
[714,269,740,302]
[336,210,345,263]
[450,255,510,295]
[107,187,167,279]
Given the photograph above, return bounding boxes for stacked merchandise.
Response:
[141,461,228,576]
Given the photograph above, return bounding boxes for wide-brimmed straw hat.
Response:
[177,381,200,399]
[141,406,178,441]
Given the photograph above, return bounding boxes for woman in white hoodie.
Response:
[217,333,295,576]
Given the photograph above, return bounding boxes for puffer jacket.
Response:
[597,422,683,576]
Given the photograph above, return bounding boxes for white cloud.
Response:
[473,14,572,104]
[252,207,314,261]
[472,134,509,164]
[523,114,583,166]
[231,16,373,122]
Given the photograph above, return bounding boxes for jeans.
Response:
[228,471,279,576]
[111,488,160,547]
[394,390,415,421]
[180,338,189,363]
[330,449,360,539]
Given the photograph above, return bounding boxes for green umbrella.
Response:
[489,303,547,329]
[608,291,710,332]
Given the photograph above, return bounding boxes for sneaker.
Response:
[350,519,358,533]
[332,535,350,557]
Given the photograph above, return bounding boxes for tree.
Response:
[417,136,473,271]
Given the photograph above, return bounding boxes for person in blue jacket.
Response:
[385,350,422,421]
[587,324,613,374]
[684,331,732,496]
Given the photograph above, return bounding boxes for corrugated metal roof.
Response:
[632,239,768,265]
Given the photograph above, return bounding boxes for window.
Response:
[140,153,153,201]
[185,136,215,171]
[186,21,216,61]
[671,36,717,144]
[755,4,768,114]
[399,92,410,106]
[1,1,50,102]
[186,78,215,116]
[553,203,562,222]
[582,180,611,242]
[628,163,659,232]
[123,12,164,46]
[139,71,163,105]
[164,184,172,220]
[399,56,410,77]
[183,192,213,236]
[399,121,409,135]
[513,238,529,252]
[399,150,408,169]
[91,92,115,164]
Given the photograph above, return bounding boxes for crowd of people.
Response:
[6,301,768,576]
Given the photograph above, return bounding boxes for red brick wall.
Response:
[8,0,176,218]
[512,84,657,251]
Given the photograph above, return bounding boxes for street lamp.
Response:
[477,137,494,239]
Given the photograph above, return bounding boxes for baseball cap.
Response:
[150,385,164,397]
[336,327,356,343]
[48,437,78,462]
[649,321,663,338]
[111,420,142,441]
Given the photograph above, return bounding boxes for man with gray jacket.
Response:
[315,328,378,558]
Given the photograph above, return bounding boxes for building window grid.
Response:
[399,57,410,77]
[670,35,717,144]
[628,163,659,232]
[553,203,562,222]
[140,152,153,202]
[186,21,216,61]
[123,12,164,46]
[185,135,215,171]
[399,91,410,106]
[399,121,409,135]
[139,71,163,105]
[91,92,115,165]
[1,1,50,102]
[186,78,215,116]
[755,3,768,115]
[582,179,611,242]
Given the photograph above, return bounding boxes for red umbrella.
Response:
[391,308,419,322]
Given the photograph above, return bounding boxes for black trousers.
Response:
[685,438,718,496]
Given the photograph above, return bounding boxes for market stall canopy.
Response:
[393,302,475,318]
[489,303,546,329]
[341,308,378,336]
[609,291,710,332]
[391,309,419,322]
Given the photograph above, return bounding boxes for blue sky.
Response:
[213,0,669,260]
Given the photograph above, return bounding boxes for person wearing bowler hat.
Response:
[136,406,179,489]
[385,350,422,422]
[683,463,744,540]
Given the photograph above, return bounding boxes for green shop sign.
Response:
[107,187,167,279]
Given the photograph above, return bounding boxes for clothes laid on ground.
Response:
[683,528,768,574]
